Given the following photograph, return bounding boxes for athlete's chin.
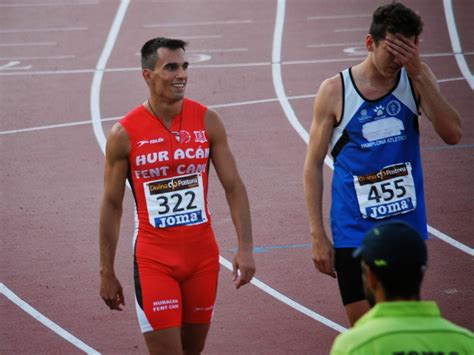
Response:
[175,91,185,99]
[170,93,185,102]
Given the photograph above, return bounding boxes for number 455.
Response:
[368,178,406,203]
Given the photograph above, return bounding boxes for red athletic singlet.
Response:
[120,98,219,333]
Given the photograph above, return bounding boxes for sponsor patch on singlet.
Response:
[144,173,208,228]
[353,162,417,219]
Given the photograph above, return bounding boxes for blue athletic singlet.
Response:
[329,67,428,248]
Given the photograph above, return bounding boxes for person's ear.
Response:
[362,261,379,290]
[365,34,375,52]
[142,69,151,86]
[414,36,419,46]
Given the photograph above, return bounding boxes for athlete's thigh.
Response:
[334,248,365,305]
[135,267,183,332]
[181,262,219,324]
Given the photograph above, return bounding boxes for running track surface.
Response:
[1,0,473,354]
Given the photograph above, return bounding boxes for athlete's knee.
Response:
[181,323,209,354]
[182,341,205,355]
[144,328,182,355]
[181,334,206,354]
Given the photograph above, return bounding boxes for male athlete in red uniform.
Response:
[99,37,256,354]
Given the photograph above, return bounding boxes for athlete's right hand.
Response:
[100,274,125,311]
[311,234,336,278]
[232,249,256,289]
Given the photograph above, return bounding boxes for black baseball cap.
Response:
[353,221,427,270]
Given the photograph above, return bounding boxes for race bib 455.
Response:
[353,163,417,219]
[144,173,208,228]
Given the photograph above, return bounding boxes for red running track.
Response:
[1,0,473,354]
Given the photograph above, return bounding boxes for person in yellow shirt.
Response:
[330,221,473,355]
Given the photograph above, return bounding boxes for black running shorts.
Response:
[334,248,365,305]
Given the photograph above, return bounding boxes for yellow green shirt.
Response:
[330,301,473,355]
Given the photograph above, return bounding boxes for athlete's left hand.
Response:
[385,33,423,80]
[232,250,256,289]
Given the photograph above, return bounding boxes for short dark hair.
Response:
[369,2,423,43]
[369,264,424,300]
[140,37,187,70]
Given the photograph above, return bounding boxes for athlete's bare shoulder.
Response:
[320,73,342,94]
[319,74,343,107]
[314,73,343,125]
[106,122,131,160]
[204,108,220,125]
[204,108,226,144]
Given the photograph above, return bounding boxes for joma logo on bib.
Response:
[155,211,203,228]
[367,198,413,219]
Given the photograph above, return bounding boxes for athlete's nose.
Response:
[176,65,187,79]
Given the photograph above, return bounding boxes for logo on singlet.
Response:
[178,130,191,143]
[373,105,385,116]
[194,130,207,143]
[386,100,401,116]
[137,138,164,147]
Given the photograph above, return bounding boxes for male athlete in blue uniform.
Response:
[303,2,462,326]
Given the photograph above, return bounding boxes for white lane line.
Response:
[0,95,314,135]
[0,117,117,135]
[209,94,314,109]
[438,76,465,83]
[178,35,222,40]
[1,49,472,76]
[90,0,130,155]
[219,257,347,333]
[192,61,268,68]
[0,68,95,76]
[179,35,223,40]
[334,27,368,33]
[422,51,474,57]
[428,226,474,256]
[0,61,32,70]
[5,78,470,135]
[89,0,345,335]
[0,55,75,60]
[307,14,371,20]
[0,1,98,7]
[187,48,249,53]
[285,52,474,64]
[307,42,360,48]
[145,35,222,40]
[272,0,345,333]
[338,51,474,59]
[272,0,309,142]
[0,27,88,33]
[283,58,360,65]
[134,48,249,55]
[273,1,474,257]
[143,19,252,28]
[0,42,57,47]
[443,0,474,89]
[0,283,100,354]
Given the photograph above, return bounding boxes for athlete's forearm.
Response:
[303,162,327,241]
[412,65,462,145]
[99,200,123,276]
[225,182,253,250]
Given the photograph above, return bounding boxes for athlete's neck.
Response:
[147,98,183,125]
[351,58,399,100]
